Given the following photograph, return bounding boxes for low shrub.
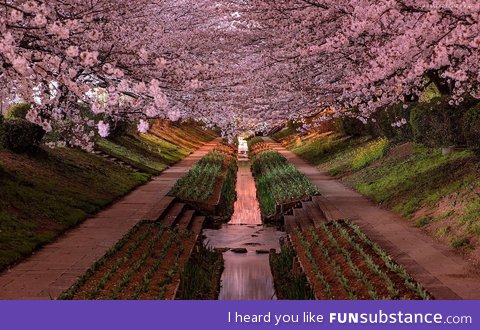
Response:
[410,96,477,147]
[5,103,31,120]
[450,236,471,249]
[351,137,390,170]
[369,103,413,141]
[335,114,368,137]
[462,103,480,150]
[1,119,45,153]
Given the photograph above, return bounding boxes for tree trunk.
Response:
[427,71,453,95]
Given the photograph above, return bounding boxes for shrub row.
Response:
[1,103,45,153]
[336,96,480,149]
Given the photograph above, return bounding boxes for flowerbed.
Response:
[252,149,318,217]
[290,220,431,300]
[170,144,236,204]
[59,222,196,300]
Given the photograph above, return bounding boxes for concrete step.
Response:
[293,207,313,230]
[143,196,176,221]
[161,202,186,227]
[189,215,206,235]
[312,195,345,222]
[176,209,195,230]
[302,200,327,227]
[284,215,296,234]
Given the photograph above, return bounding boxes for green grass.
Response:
[291,134,371,167]
[271,126,298,141]
[347,146,475,216]
[0,120,216,272]
[351,138,390,170]
[96,138,168,174]
[149,120,217,151]
[170,150,227,202]
[415,216,431,228]
[218,158,238,218]
[450,236,471,249]
[460,199,480,236]
[138,133,191,164]
[0,148,150,271]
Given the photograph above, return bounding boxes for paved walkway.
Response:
[229,160,262,225]
[0,139,220,299]
[266,138,480,300]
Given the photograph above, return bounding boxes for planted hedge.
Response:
[1,118,45,153]
[291,221,431,300]
[462,103,480,150]
[4,103,31,120]
[333,96,480,149]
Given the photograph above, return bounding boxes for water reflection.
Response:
[204,223,285,300]
[203,145,285,300]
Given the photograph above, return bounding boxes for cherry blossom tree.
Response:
[2,0,480,146]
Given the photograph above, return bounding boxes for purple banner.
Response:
[0,301,477,330]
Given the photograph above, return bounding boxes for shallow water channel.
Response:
[203,159,285,300]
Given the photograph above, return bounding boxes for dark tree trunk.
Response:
[427,71,453,95]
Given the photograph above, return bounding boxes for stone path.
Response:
[229,160,262,225]
[266,138,480,300]
[0,138,221,299]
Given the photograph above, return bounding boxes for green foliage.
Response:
[351,138,390,170]
[450,236,471,249]
[291,133,369,165]
[5,103,31,120]
[369,104,413,141]
[271,121,303,141]
[460,199,480,236]
[294,222,431,300]
[270,245,315,300]
[176,243,223,300]
[415,217,431,228]
[1,119,45,153]
[346,145,474,217]
[335,113,369,137]
[419,82,441,103]
[96,138,168,174]
[252,150,318,216]
[410,97,477,147]
[170,149,229,202]
[218,158,238,217]
[256,175,277,216]
[60,223,190,300]
[462,103,480,150]
[247,136,264,148]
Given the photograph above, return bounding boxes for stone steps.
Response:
[143,196,176,221]
[176,209,196,230]
[312,195,345,221]
[161,202,186,228]
[285,196,343,233]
